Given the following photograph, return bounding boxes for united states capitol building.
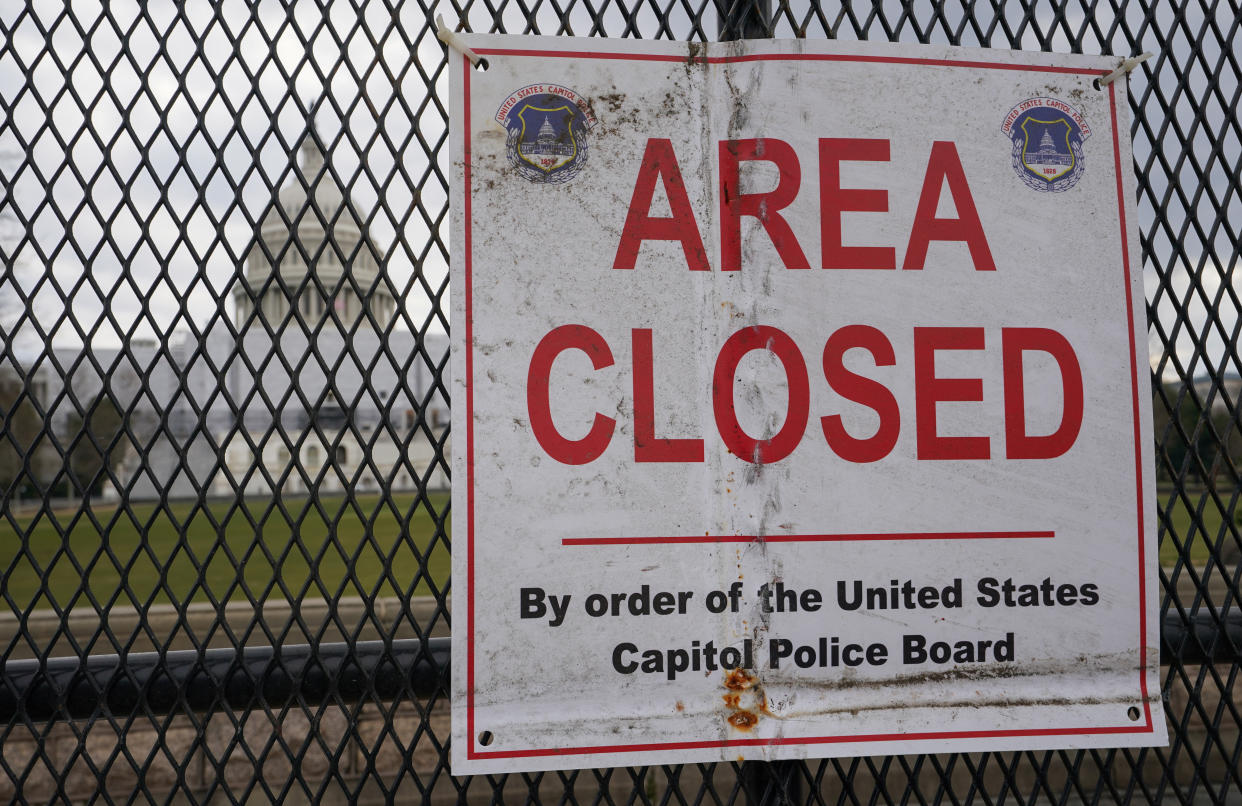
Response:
[27,121,449,502]
[217,122,449,499]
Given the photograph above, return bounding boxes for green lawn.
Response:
[1157,487,1238,567]
[0,493,450,610]
[0,488,1232,608]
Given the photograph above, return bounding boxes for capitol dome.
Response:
[235,120,396,329]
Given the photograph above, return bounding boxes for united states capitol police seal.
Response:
[495,84,596,184]
[1001,97,1092,192]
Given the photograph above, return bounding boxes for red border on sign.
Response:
[563,530,1054,546]
[463,55,477,752]
[462,49,1155,762]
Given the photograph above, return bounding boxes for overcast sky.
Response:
[1,0,1237,382]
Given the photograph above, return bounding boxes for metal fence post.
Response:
[712,3,801,805]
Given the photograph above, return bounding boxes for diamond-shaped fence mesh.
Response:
[0,0,1238,803]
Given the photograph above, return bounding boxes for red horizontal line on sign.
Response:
[562,531,1054,546]
[468,722,1156,761]
[472,48,1103,76]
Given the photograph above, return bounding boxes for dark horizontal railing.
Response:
[0,637,449,722]
[2,615,1239,723]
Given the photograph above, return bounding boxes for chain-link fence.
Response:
[0,0,1238,803]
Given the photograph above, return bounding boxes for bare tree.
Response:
[66,389,134,498]
[0,364,50,506]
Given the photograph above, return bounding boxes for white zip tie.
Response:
[1099,52,1153,87]
[436,15,484,68]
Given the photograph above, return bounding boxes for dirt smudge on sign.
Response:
[596,92,627,113]
[773,690,1159,720]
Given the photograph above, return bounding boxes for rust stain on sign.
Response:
[723,668,757,691]
[722,668,767,731]
[727,710,759,730]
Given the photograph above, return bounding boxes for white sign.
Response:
[449,35,1166,774]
